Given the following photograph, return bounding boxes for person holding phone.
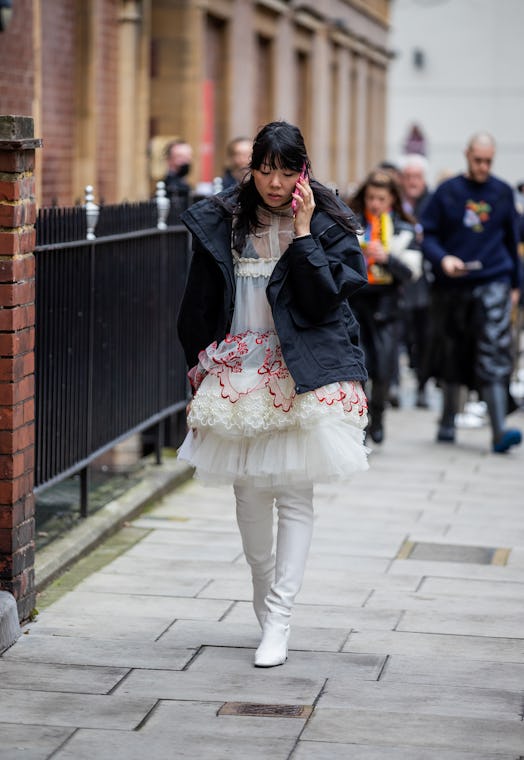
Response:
[177,121,369,667]
[420,132,522,453]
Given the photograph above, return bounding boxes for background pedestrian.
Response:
[349,169,418,443]
[221,136,252,189]
[420,132,522,453]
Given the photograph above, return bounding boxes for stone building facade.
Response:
[0,0,391,206]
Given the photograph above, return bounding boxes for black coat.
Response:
[177,193,368,394]
[351,214,416,382]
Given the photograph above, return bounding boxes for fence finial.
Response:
[155,180,170,229]
[84,185,99,240]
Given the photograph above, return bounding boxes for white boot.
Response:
[265,484,314,618]
[252,563,274,628]
[254,612,289,667]
[234,483,275,629]
[256,485,314,666]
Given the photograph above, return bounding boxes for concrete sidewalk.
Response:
[1,383,524,759]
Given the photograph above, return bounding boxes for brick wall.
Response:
[0,0,35,115]
[40,0,77,205]
[0,115,40,622]
[1,0,120,207]
[94,0,119,205]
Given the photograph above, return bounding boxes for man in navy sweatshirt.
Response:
[420,132,522,453]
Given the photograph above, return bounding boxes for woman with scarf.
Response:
[349,169,419,444]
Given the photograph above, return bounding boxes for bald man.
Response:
[420,133,522,453]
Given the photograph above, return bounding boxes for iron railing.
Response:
[34,192,191,515]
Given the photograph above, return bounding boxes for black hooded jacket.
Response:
[177,192,368,394]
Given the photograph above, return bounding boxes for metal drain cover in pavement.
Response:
[218,702,313,719]
[397,540,510,565]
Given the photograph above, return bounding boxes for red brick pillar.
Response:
[0,116,41,622]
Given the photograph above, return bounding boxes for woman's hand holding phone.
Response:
[292,164,308,214]
[292,163,315,236]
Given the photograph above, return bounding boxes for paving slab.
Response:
[76,570,210,597]
[161,619,348,653]
[51,728,297,760]
[135,528,243,548]
[304,534,407,558]
[292,742,515,760]
[0,660,128,694]
[115,662,325,705]
[224,600,401,631]
[508,546,524,568]
[420,576,524,598]
[0,687,156,729]
[2,632,195,669]
[119,539,243,561]
[50,697,306,758]
[302,708,524,753]
[388,557,524,582]
[35,590,230,623]
[365,589,523,616]
[381,654,524,691]
[198,577,371,608]
[144,698,304,738]
[188,645,386,683]
[98,555,247,578]
[303,553,392,573]
[0,723,75,760]
[343,630,524,663]
[397,609,524,638]
[28,614,178,641]
[444,525,524,544]
[133,516,240,533]
[318,678,522,720]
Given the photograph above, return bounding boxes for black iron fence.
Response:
[34,196,191,515]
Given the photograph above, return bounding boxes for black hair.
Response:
[213,121,359,252]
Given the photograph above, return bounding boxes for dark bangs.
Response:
[250,121,309,174]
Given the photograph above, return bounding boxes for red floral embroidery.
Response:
[189,330,368,415]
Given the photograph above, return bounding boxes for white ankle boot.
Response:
[254,613,290,667]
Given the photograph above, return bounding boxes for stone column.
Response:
[0,115,41,625]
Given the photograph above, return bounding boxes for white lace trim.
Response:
[188,375,367,437]
[234,257,279,278]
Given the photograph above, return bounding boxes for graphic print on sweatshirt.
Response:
[463,199,491,232]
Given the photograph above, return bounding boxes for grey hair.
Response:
[399,153,429,175]
[467,132,496,151]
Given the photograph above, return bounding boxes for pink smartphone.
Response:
[291,162,308,213]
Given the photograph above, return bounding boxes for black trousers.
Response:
[423,281,514,389]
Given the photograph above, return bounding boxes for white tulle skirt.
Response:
[178,329,369,487]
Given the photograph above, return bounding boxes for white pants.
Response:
[233,481,314,623]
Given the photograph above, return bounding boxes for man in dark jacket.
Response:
[163,139,193,219]
[221,137,252,189]
[420,132,522,453]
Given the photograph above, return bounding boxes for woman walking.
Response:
[177,121,369,667]
[349,170,418,443]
